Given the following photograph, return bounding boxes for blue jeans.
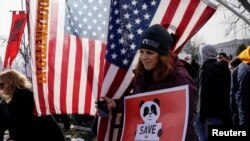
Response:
[195,116,223,141]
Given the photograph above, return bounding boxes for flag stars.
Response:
[133,9,139,15]
[78,24,82,28]
[115,18,121,24]
[87,25,92,29]
[103,7,108,12]
[117,28,122,34]
[131,0,137,6]
[97,26,102,31]
[142,3,148,10]
[126,23,132,30]
[122,59,129,65]
[92,32,96,36]
[151,0,157,6]
[111,53,118,59]
[83,18,87,22]
[101,34,105,38]
[78,10,83,16]
[93,19,97,24]
[74,16,78,21]
[120,48,126,55]
[130,43,136,50]
[110,43,116,49]
[98,13,103,18]
[114,9,119,15]
[128,33,134,39]
[83,30,87,35]
[109,25,113,30]
[135,18,141,24]
[137,28,143,35]
[73,3,78,8]
[88,12,93,17]
[113,0,118,5]
[119,38,125,44]
[122,4,129,10]
[124,13,130,19]
[83,4,88,9]
[93,6,98,11]
[110,34,114,39]
[66,26,70,31]
[144,13,150,20]
[102,21,107,25]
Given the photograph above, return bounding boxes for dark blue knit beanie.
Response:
[138,24,173,55]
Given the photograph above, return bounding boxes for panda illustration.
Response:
[140,99,161,124]
[135,98,162,140]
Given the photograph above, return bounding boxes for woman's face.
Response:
[139,48,159,70]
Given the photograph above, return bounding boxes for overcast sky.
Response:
[0,0,249,45]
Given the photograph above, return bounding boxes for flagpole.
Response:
[21,0,28,76]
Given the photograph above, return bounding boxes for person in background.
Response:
[0,70,65,141]
[0,70,34,141]
[196,44,232,141]
[230,46,250,126]
[228,58,242,72]
[217,52,228,62]
[99,24,198,141]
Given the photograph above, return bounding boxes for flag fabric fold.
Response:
[4,11,27,69]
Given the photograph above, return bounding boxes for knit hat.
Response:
[138,24,173,55]
[239,46,250,64]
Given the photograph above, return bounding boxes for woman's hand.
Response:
[102,96,116,110]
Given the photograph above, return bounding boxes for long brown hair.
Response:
[0,70,32,96]
[134,53,176,82]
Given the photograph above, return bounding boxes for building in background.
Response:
[214,39,250,56]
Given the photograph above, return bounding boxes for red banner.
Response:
[4,11,27,68]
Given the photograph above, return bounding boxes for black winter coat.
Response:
[198,59,232,125]
[0,98,9,141]
[6,88,65,141]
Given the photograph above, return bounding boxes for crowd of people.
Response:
[0,24,249,141]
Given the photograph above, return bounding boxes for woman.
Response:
[0,70,34,141]
[0,70,65,141]
[101,24,197,141]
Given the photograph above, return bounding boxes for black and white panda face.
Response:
[140,100,160,124]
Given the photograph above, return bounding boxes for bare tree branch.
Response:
[238,0,250,13]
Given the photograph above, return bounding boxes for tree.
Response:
[218,0,250,37]
[183,35,205,59]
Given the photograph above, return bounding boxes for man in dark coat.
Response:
[231,47,250,126]
[196,44,232,141]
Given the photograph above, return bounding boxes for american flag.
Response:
[27,0,110,116]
